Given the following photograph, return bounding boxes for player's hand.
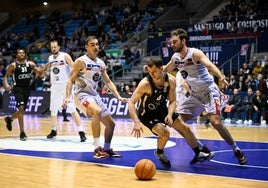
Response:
[164,116,173,127]
[220,78,229,87]
[131,122,143,138]
[118,97,129,103]
[4,84,12,91]
[62,98,71,109]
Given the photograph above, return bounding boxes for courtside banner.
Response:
[2,91,130,118]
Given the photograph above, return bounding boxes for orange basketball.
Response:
[134,159,156,180]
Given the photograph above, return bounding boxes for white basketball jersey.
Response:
[172,48,214,92]
[48,52,70,84]
[74,55,106,96]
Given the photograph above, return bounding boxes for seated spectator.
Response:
[117,81,125,94]
[237,75,247,92]
[252,89,267,126]
[130,80,137,93]
[236,88,255,125]
[257,74,268,96]
[227,74,238,91]
[245,74,257,91]
[124,85,132,95]
[222,88,242,123]
[262,59,268,79]
[241,62,251,79]
[252,61,263,79]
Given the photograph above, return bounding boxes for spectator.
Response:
[227,74,238,91]
[262,59,268,79]
[130,80,137,93]
[236,88,255,125]
[117,81,125,94]
[237,75,247,92]
[257,74,268,95]
[124,85,132,95]
[245,74,257,91]
[252,61,263,79]
[132,46,141,66]
[222,88,242,123]
[252,89,267,126]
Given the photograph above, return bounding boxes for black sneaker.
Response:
[190,145,214,164]
[47,130,57,139]
[234,149,248,165]
[154,150,171,168]
[20,132,27,141]
[79,131,87,142]
[63,118,70,122]
[190,152,214,164]
[104,149,122,158]
[4,116,12,131]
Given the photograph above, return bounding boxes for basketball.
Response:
[134,159,156,180]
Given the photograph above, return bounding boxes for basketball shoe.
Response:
[20,132,28,141]
[190,145,214,164]
[93,147,109,159]
[47,130,57,139]
[79,131,87,142]
[234,149,248,165]
[154,150,171,168]
[104,149,122,158]
[4,116,12,131]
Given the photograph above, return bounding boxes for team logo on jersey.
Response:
[180,70,188,79]
[184,58,194,66]
[53,67,60,74]
[93,73,100,81]
[175,61,184,69]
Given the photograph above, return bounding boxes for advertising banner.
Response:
[1,91,130,118]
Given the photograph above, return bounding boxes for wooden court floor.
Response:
[0,114,268,188]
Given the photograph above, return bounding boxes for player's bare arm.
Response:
[65,53,74,68]
[165,75,176,126]
[129,79,150,138]
[3,63,15,91]
[65,59,85,103]
[193,49,228,86]
[162,58,177,73]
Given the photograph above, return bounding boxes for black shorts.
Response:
[139,110,179,131]
[12,86,31,109]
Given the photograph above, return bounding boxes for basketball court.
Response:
[0,115,268,188]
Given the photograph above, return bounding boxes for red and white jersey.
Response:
[74,55,106,96]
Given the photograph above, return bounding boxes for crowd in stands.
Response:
[219,55,268,126]
[203,0,268,34]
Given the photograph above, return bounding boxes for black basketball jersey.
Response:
[13,61,33,87]
[137,73,170,116]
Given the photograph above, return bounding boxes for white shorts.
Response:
[177,83,221,119]
[50,83,76,115]
[74,92,111,118]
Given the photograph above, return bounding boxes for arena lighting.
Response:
[43,1,48,6]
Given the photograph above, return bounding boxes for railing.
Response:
[219,51,242,76]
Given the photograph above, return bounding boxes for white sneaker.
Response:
[236,119,242,124]
[260,120,267,127]
[224,118,231,123]
[248,120,253,125]
[243,120,248,125]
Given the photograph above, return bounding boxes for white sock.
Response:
[76,125,84,132]
[94,138,100,149]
